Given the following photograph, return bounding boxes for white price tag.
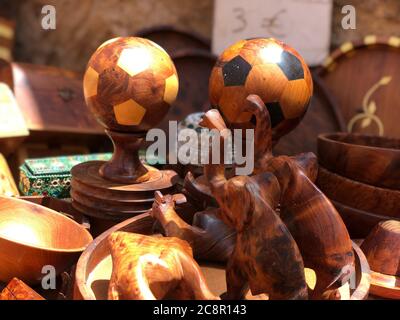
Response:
[212,0,333,66]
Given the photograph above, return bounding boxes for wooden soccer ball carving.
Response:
[83,37,179,132]
[209,38,313,141]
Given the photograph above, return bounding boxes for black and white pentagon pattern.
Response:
[265,101,285,128]
[277,51,304,81]
[222,55,252,87]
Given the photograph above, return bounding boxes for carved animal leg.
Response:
[269,158,354,299]
[223,255,248,300]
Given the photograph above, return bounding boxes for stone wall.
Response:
[2,0,399,72]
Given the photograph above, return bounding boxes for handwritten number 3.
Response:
[232,8,247,33]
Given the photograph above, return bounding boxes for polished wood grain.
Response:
[74,213,369,300]
[238,96,354,299]
[201,96,354,299]
[369,271,400,299]
[318,167,400,218]
[151,191,235,263]
[107,231,219,300]
[19,196,88,228]
[72,37,179,233]
[201,104,308,300]
[0,196,93,284]
[83,36,178,133]
[99,130,148,183]
[318,133,400,190]
[209,38,312,142]
[361,220,400,277]
[317,36,400,138]
[332,200,400,239]
[0,278,44,300]
[71,161,178,236]
[74,213,155,300]
[182,172,217,210]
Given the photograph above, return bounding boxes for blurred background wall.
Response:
[1,0,399,72]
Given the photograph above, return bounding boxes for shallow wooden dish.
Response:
[332,200,400,239]
[318,133,400,190]
[74,213,370,300]
[317,166,400,218]
[0,196,93,285]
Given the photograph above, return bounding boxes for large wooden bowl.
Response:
[317,167,400,218]
[332,200,400,239]
[74,213,370,300]
[0,196,93,285]
[318,133,400,190]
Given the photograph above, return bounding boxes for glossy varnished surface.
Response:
[200,101,354,299]
[74,213,369,300]
[361,220,400,277]
[83,37,179,133]
[318,37,400,138]
[274,74,345,156]
[318,133,400,190]
[318,167,400,218]
[0,196,92,284]
[209,38,313,141]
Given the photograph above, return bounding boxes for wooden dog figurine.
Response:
[151,191,235,263]
[223,94,354,299]
[200,109,308,300]
[107,231,219,300]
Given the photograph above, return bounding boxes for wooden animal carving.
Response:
[201,109,308,300]
[107,231,219,300]
[228,94,354,299]
[151,191,235,263]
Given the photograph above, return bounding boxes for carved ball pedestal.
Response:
[70,37,180,235]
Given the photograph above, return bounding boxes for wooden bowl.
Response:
[360,221,400,299]
[0,196,93,285]
[74,213,370,300]
[317,166,400,218]
[318,133,400,190]
[361,220,400,276]
[332,200,400,239]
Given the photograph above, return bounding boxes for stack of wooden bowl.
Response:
[317,133,400,238]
